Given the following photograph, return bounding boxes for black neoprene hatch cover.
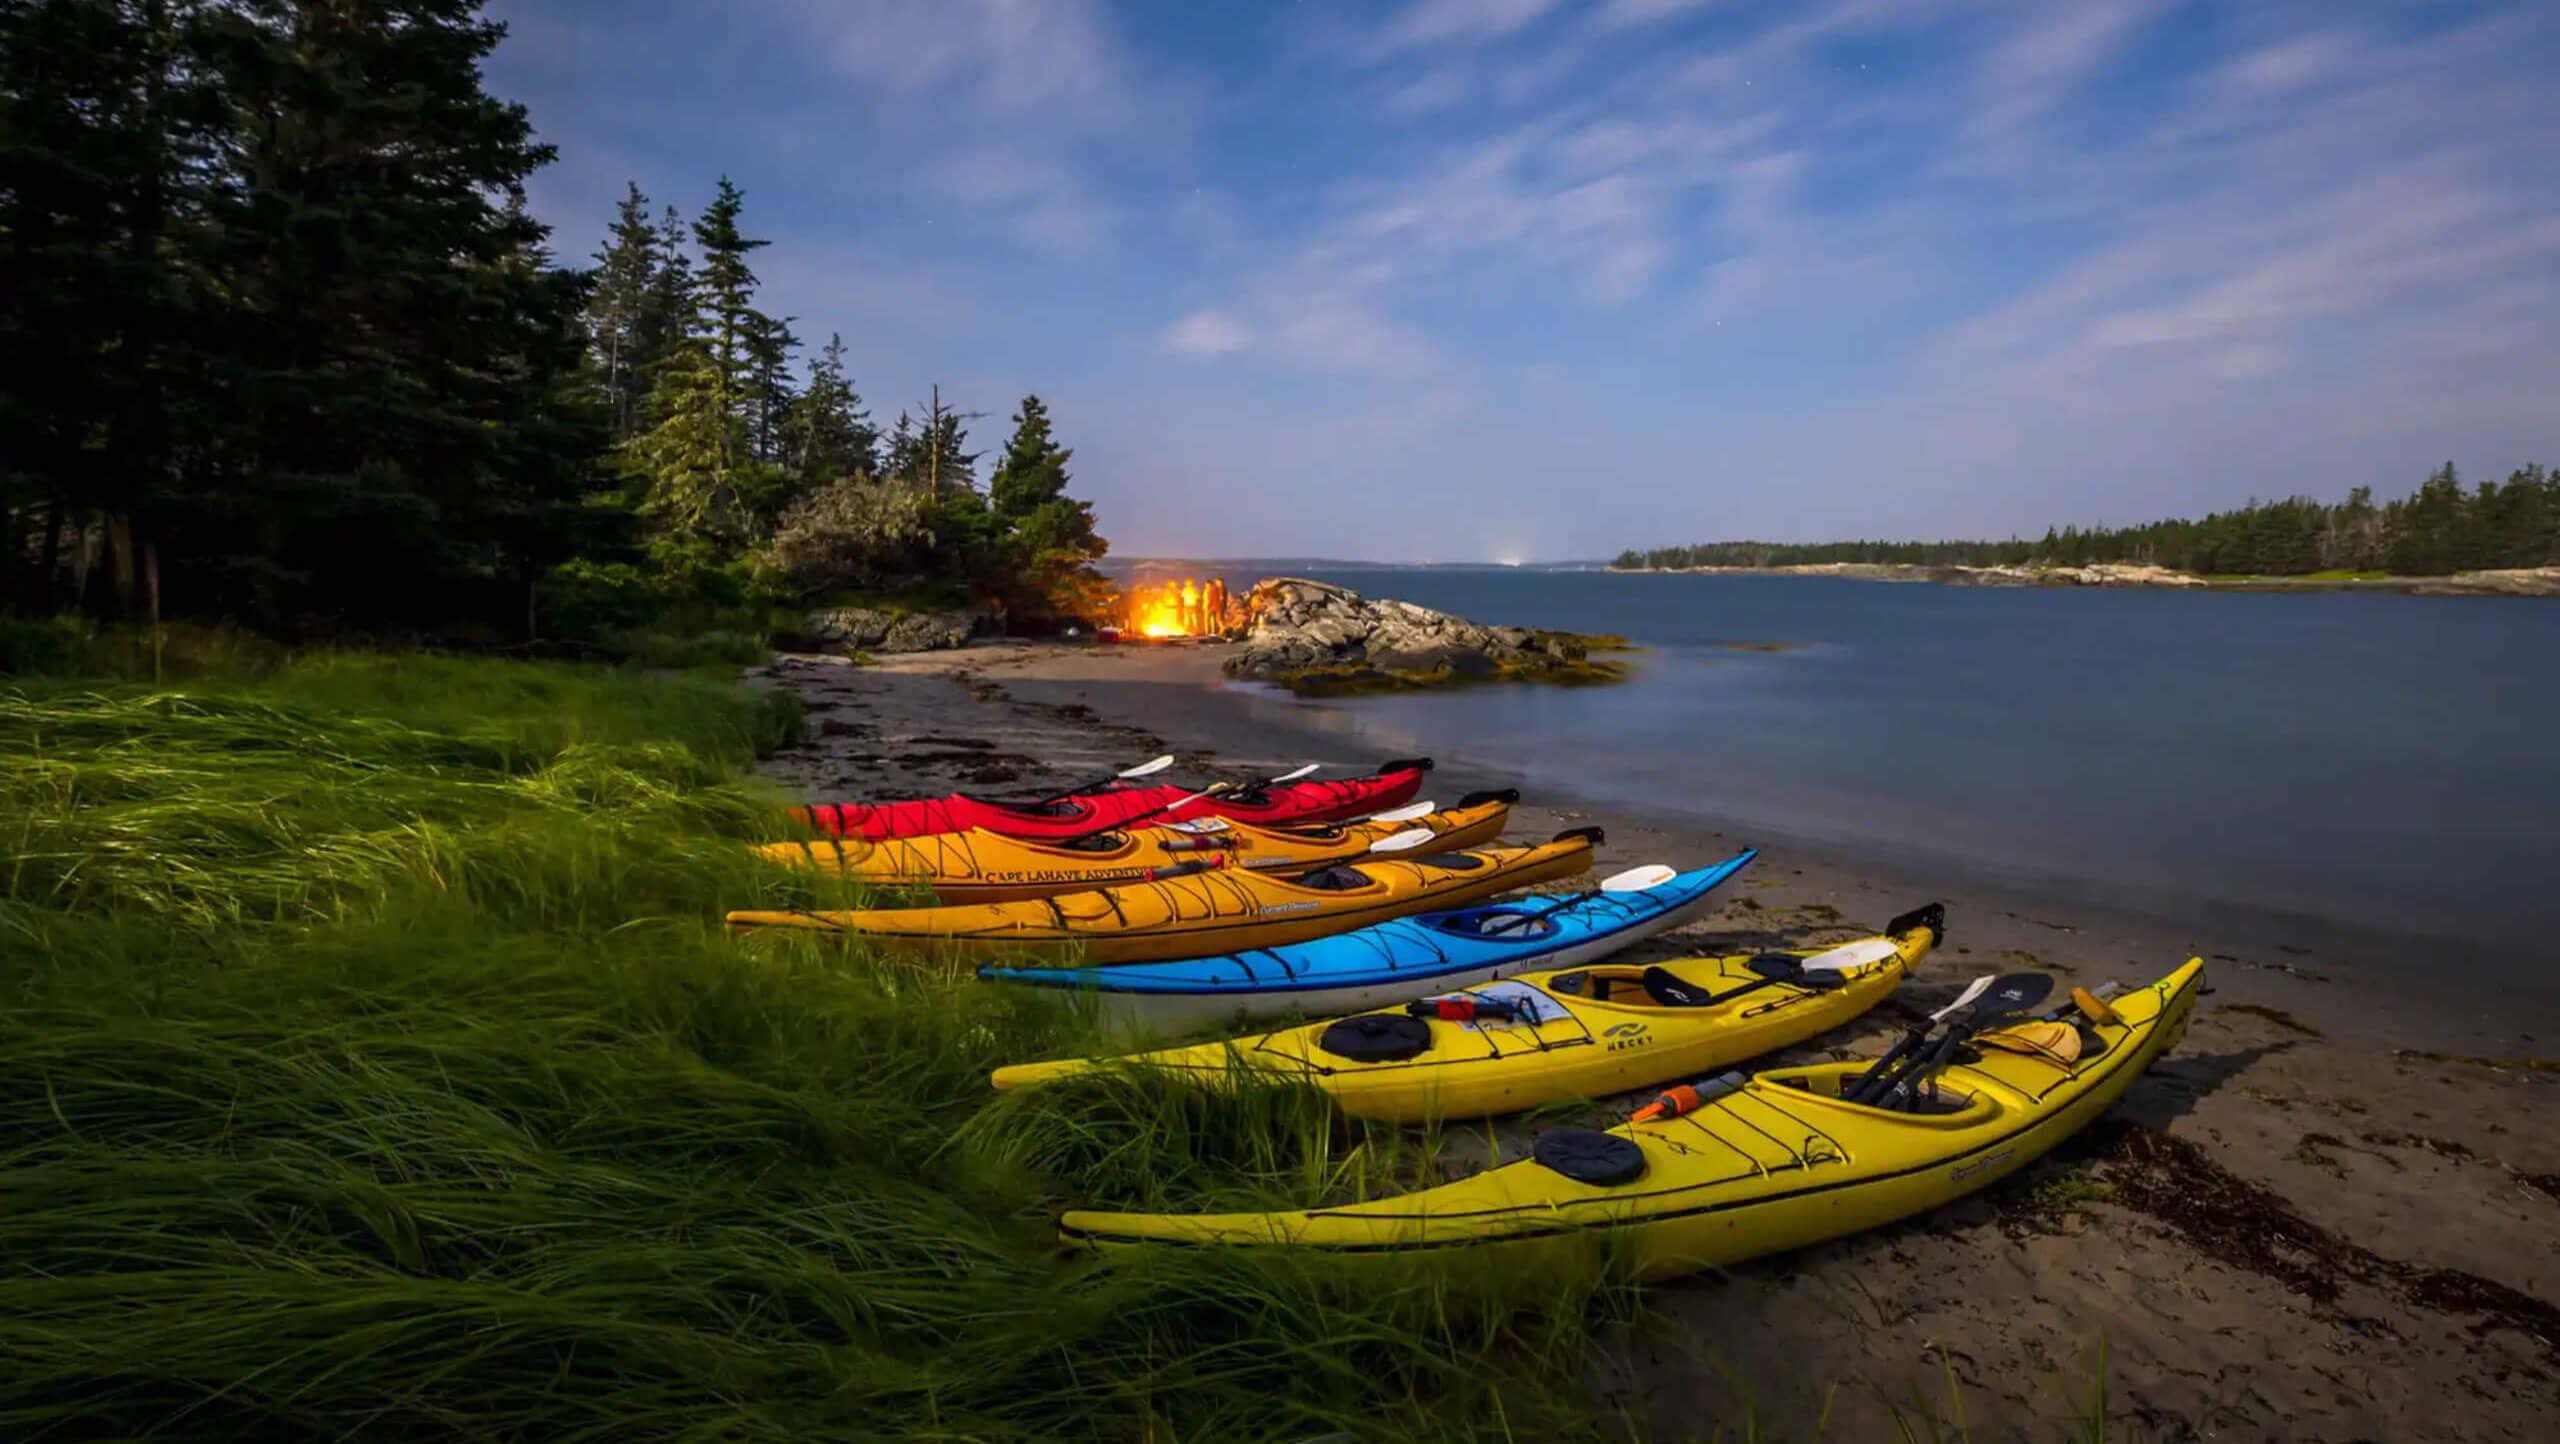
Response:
[1533,1128,1647,1186]
[1318,1013,1433,1063]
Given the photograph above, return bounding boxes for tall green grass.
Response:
[1,643,1620,1441]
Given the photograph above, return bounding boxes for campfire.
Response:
[1107,576,1231,641]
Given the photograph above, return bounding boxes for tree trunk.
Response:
[38,500,65,611]
[106,513,137,618]
[144,537,163,683]
[70,514,98,612]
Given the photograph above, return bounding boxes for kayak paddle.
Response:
[1484,863,1678,935]
[1685,939,1903,1008]
[1031,754,1173,806]
[1355,799,1439,824]
[1053,763,1322,846]
[1153,826,1442,885]
[1854,972,2054,1110]
[1843,972,1999,1106]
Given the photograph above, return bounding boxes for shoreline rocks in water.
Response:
[1221,576,1627,696]
[1609,560,2560,595]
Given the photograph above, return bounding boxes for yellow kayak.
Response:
[992,904,1945,1122]
[753,790,1518,903]
[1059,958,2204,1280]
[725,829,1603,965]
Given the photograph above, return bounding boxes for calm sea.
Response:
[1110,561,2560,957]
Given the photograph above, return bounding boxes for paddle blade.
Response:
[1268,763,1321,784]
[1969,972,2054,1021]
[1801,937,1905,974]
[1928,973,1999,1022]
[1119,754,1175,779]
[1597,864,1678,893]
[1363,799,1437,824]
[1368,827,1440,853]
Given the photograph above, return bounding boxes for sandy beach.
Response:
[749,639,2560,1442]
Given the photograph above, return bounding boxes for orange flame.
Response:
[1120,576,1226,640]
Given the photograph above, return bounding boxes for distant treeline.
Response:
[1615,464,2560,577]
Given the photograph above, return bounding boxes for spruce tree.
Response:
[988,394,1071,520]
[634,203,692,389]
[883,412,926,486]
[744,308,801,467]
[986,394,1108,624]
[781,333,879,487]
[587,183,658,441]
[174,0,587,625]
[691,177,767,407]
[624,335,749,553]
[622,177,799,551]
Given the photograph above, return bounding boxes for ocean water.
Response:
[1111,562,2560,956]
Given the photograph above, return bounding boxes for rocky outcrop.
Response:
[2407,567,2560,597]
[1613,560,2560,595]
[1222,577,1622,693]
[1613,561,2207,587]
[793,605,996,655]
[1947,562,2207,588]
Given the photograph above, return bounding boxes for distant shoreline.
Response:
[1605,560,2560,597]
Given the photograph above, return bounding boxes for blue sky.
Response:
[486,0,2560,562]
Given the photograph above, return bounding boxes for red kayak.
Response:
[792,759,1434,841]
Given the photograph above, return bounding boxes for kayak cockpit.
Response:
[960,795,1090,820]
[1430,907,1556,940]
[1275,864,1383,892]
[1758,1065,2000,1124]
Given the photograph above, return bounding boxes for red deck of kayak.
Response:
[791,759,1434,841]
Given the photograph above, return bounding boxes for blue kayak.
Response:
[976,850,1756,1033]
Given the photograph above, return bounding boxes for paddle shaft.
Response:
[1053,784,1232,847]
[1031,755,1175,807]
[1845,1024,1934,1104]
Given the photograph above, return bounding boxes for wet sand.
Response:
[747,640,2560,1442]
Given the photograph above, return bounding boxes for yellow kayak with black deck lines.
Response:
[992,903,1944,1121]
[1058,957,2204,1280]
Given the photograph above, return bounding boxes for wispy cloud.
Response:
[1361,0,1573,62]
[1594,0,1724,32]
[777,0,1181,254]
[1163,309,1252,357]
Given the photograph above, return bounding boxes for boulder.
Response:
[1222,577,1616,690]
[797,605,994,655]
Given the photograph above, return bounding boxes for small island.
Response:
[1219,576,1629,696]
[1613,464,2560,596]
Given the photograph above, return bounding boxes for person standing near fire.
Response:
[1179,578,1202,635]
[1204,577,1228,634]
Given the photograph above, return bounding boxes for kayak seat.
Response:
[1290,864,1374,891]
[1640,967,1720,1008]
[1441,909,1554,939]
[1744,952,1849,991]
[1546,968,1649,1001]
